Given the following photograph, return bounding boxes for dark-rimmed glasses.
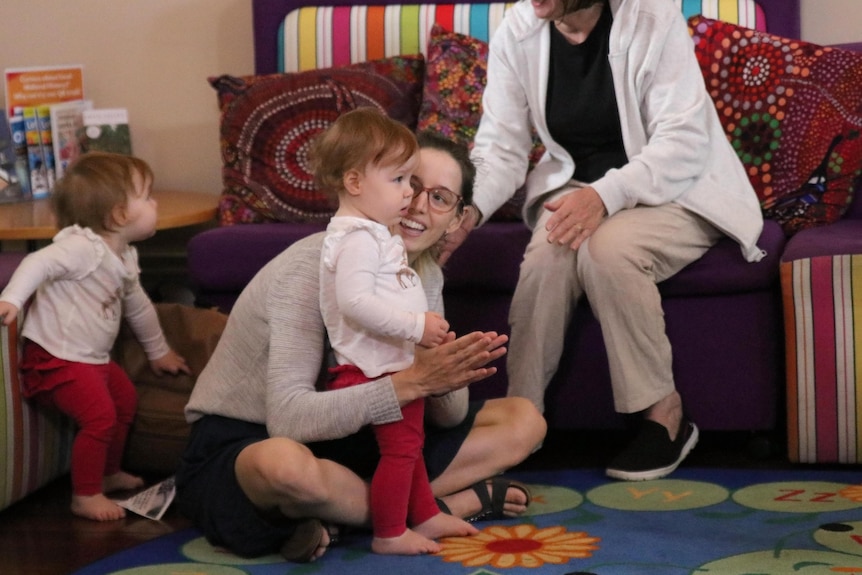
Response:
[409,176,464,213]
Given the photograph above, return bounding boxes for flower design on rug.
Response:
[839,484,862,502]
[435,524,600,569]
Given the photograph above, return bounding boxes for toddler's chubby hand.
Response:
[420,311,450,348]
[149,349,192,377]
[0,301,19,326]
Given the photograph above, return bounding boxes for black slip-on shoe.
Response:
[605,419,699,481]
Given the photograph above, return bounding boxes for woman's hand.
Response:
[392,330,507,405]
[544,186,607,250]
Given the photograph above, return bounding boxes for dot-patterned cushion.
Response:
[210,55,425,225]
[690,16,862,235]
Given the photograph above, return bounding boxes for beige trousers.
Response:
[506,188,723,414]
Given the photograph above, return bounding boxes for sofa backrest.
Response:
[253,0,800,74]
[279,3,512,72]
[277,1,765,73]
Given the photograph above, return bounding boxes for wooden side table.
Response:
[0,189,218,241]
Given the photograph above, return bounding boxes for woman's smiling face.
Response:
[396,147,466,261]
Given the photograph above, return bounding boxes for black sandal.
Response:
[435,497,452,515]
[280,518,338,562]
[437,477,532,522]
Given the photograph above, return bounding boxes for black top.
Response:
[546,2,627,183]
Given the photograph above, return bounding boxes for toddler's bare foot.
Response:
[414,512,478,540]
[103,471,144,493]
[372,528,441,555]
[71,493,126,521]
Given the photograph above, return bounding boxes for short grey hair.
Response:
[561,0,605,16]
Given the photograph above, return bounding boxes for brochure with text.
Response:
[4,65,85,119]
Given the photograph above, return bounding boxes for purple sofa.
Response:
[188,0,859,435]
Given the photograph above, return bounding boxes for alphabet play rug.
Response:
[72,467,862,575]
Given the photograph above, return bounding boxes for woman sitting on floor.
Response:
[175,130,547,562]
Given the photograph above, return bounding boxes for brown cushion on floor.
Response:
[113,303,227,476]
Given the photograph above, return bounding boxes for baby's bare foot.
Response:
[71,493,126,521]
[103,471,144,493]
[414,512,478,540]
[372,528,441,555]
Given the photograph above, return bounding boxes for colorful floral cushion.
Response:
[210,56,425,224]
[690,16,862,235]
[417,24,544,222]
[417,23,489,146]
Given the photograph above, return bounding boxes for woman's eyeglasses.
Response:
[409,176,464,213]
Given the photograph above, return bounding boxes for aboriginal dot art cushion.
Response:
[210,56,425,224]
[690,16,862,235]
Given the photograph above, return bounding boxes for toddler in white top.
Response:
[0,152,190,521]
[313,108,475,555]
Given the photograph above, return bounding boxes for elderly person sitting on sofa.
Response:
[445,0,765,481]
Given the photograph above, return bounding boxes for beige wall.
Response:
[0,0,858,198]
[0,0,253,196]
[802,0,862,45]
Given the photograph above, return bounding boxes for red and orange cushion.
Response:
[210,56,425,225]
[691,16,862,235]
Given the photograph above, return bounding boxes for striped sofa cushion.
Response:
[677,0,764,24]
[781,255,862,464]
[278,0,767,73]
[0,313,73,511]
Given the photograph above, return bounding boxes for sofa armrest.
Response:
[781,219,862,262]
[0,314,74,512]
[780,219,862,463]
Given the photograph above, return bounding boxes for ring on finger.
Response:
[574,223,584,232]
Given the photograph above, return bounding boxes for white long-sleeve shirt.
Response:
[320,216,427,377]
[471,0,764,262]
[0,225,169,364]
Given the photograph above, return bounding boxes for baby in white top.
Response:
[0,152,189,522]
[313,108,475,555]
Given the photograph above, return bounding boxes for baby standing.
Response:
[313,108,477,555]
[0,152,190,521]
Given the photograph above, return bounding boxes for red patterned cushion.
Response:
[210,56,425,224]
[690,16,862,235]
[417,24,544,222]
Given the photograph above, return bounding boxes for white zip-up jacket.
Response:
[471,0,765,262]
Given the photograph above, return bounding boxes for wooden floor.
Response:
[0,428,800,575]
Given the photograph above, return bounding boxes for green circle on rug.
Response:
[814,521,862,556]
[522,483,583,516]
[587,479,728,511]
[732,481,861,513]
[697,549,862,573]
[106,564,247,575]
[182,536,283,565]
